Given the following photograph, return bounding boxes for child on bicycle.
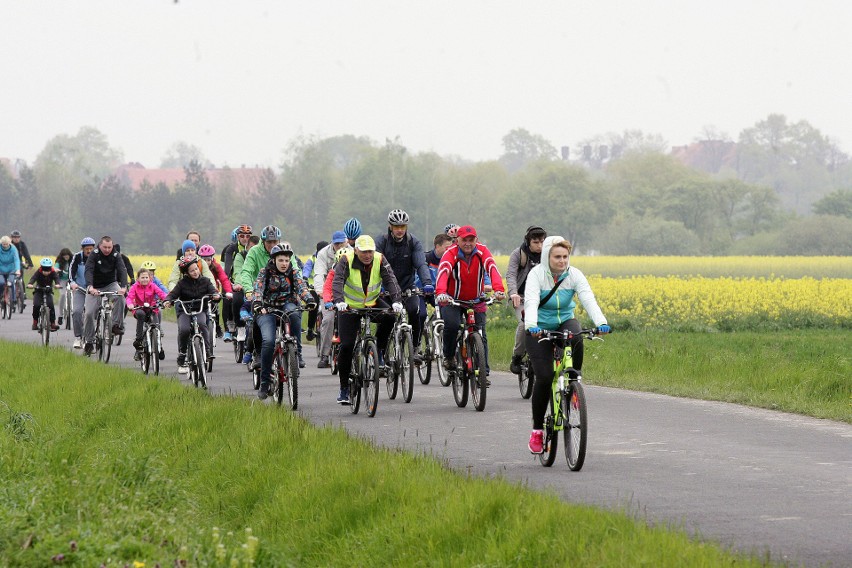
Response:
[163,256,220,374]
[126,268,168,360]
[523,236,610,454]
[54,248,73,326]
[252,243,316,400]
[27,258,61,331]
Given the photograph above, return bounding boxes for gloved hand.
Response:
[422,285,435,295]
[527,326,543,336]
[225,292,233,299]
[436,293,451,306]
[306,302,317,311]
[324,302,334,310]
[596,324,611,335]
[392,302,404,314]
[335,302,348,312]
[252,302,263,314]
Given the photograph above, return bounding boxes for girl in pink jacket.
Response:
[126,268,168,358]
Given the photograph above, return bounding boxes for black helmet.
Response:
[178,255,197,273]
[10,230,21,238]
[269,243,293,258]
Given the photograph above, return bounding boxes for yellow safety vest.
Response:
[343,253,383,308]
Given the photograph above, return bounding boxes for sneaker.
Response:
[317,356,330,369]
[216,328,223,338]
[223,331,233,343]
[178,365,189,374]
[258,382,272,400]
[177,353,186,367]
[442,357,455,371]
[159,349,166,361]
[252,356,261,370]
[73,338,82,349]
[298,354,306,369]
[32,319,38,330]
[133,350,142,361]
[133,339,143,350]
[413,349,424,364]
[111,324,123,336]
[236,328,246,342]
[83,343,93,355]
[242,352,253,365]
[528,430,545,454]
[305,329,315,341]
[510,355,523,375]
[378,365,389,378]
[50,323,59,332]
[336,388,350,405]
[57,316,63,326]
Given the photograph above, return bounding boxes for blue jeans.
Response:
[0,273,16,304]
[256,303,302,385]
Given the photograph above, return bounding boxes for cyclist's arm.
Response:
[84,253,96,289]
[322,269,335,304]
[238,249,260,291]
[571,268,607,327]
[293,270,313,304]
[330,260,348,304]
[523,268,543,330]
[167,261,181,290]
[434,251,455,295]
[506,247,520,296]
[20,242,33,267]
[153,276,168,294]
[28,272,38,285]
[116,254,129,289]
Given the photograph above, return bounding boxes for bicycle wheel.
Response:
[564,382,588,471]
[349,364,362,415]
[233,335,242,363]
[518,354,534,399]
[150,328,161,376]
[193,335,208,389]
[286,344,299,410]
[435,323,450,387]
[16,281,24,313]
[451,345,468,408]
[40,307,50,346]
[385,332,399,400]
[540,396,558,467]
[468,333,487,411]
[331,342,340,375]
[364,339,380,417]
[399,328,414,403]
[95,312,105,362]
[64,292,72,329]
[416,328,431,385]
[273,346,286,406]
[140,330,151,375]
[314,311,323,357]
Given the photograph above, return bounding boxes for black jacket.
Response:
[373,231,432,290]
[165,274,218,306]
[84,248,128,289]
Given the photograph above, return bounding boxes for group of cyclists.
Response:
[2,213,612,455]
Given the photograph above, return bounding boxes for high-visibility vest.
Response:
[343,253,383,308]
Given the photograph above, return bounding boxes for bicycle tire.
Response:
[564,382,588,471]
[64,292,72,329]
[115,332,122,346]
[150,328,161,376]
[193,335,208,389]
[16,280,24,313]
[141,329,151,375]
[331,342,340,375]
[349,365,361,415]
[233,336,242,363]
[273,346,286,406]
[104,319,113,363]
[385,331,399,400]
[40,307,50,347]
[286,344,299,410]
[539,396,558,467]
[434,323,450,387]
[1,299,7,319]
[314,311,323,358]
[399,328,414,403]
[451,347,468,408]
[416,328,431,385]
[95,312,105,362]
[518,354,534,399]
[468,333,487,411]
[364,339,380,417]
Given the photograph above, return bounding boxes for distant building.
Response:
[114,162,271,195]
[0,157,26,179]
[671,140,738,174]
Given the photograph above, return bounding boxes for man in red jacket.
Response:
[435,225,505,370]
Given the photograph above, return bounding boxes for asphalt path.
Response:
[2,310,850,567]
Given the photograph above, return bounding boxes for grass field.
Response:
[0,342,779,567]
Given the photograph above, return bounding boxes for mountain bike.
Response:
[31,285,57,346]
[171,296,218,390]
[15,273,26,314]
[516,351,534,399]
[329,311,341,375]
[533,328,605,470]
[261,304,304,410]
[1,274,15,319]
[444,296,496,412]
[134,302,164,376]
[205,298,221,372]
[345,306,390,417]
[385,308,414,403]
[90,291,122,363]
[416,303,444,386]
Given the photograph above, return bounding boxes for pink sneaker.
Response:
[528,430,544,454]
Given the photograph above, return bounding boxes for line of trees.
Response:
[2,116,852,257]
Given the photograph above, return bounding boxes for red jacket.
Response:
[207,259,233,293]
[435,243,504,302]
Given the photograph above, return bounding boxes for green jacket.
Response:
[238,244,270,291]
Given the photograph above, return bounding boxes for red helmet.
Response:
[178,255,198,273]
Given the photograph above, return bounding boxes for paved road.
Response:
[2,311,850,567]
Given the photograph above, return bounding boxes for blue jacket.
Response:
[0,245,21,274]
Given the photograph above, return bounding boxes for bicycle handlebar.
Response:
[169,295,221,314]
[529,328,607,342]
[446,296,499,308]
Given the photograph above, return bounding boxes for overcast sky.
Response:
[2,0,850,169]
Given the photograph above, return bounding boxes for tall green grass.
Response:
[486,327,851,423]
[0,342,774,567]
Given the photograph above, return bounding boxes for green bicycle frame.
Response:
[550,337,578,433]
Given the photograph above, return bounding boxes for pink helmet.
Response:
[198,244,216,258]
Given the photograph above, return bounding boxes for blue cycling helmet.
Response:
[231,226,239,244]
[260,225,281,241]
[343,218,362,240]
[40,257,53,268]
[80,236,96,247]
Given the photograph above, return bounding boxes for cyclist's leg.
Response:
[374,299,395,362]
[513,303,525,358]
[475,311,489,373]
[133,310,146,345]
[0,274,6,302]
[404,295,422,345]
[83,293,100,344]
[319,304,335,358]
[222,296,234,332]
[111,285,126,332]
[306,290,319,333]
[336,312,359,389]
[176,312,191,358]
[46,292,56,324]
[230,290,245,331]
[199,312,212,353]
[286,302,303,354]
[72,288,86,338]
[31,289,44,322]
[525,334,554,430]
[563,318,583,371]
[441,305,461,359]
[58,283,66,321]
[256,313,276,384]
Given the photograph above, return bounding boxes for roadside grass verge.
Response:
[0,342,775,567]
[486,328,851,423]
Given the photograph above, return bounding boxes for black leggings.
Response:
[527,319,583,430]
[336,299,394,389]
